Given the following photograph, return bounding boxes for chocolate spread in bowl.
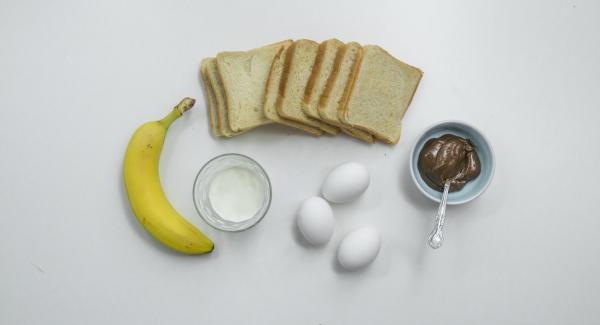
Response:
[418,134,481,192]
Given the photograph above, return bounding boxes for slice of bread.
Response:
[200,59,222,137]
[341,127,375,143]
[318,42,374,143]
[277,40,339,135]
[264,43,323,136]
[339,45,422,144]
[204,58,244,137]
[302,39,343,120]
[216,40,291,132]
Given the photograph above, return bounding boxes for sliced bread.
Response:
[302,38,343,119]
[200,58,222,137]
[318,42,374,143]
[340,126,375,143]
[204,58,244,137]
[216,40,291,132]
[277,39,339,135]
[264,42,323,136]
[339,45,422,144]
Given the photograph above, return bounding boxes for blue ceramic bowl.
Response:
[409,121,495,205]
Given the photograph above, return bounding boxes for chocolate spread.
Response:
[418,134,481,192]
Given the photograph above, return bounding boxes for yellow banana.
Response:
[124,98,214,254]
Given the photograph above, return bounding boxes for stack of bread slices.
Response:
[200,39,422,144]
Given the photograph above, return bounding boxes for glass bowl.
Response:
[193,153,272,231]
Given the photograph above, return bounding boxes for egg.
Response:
[337,226,381,270]
[296,197,334,246]
[322,162,370,203]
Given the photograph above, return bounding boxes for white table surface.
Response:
[2,0,599,324]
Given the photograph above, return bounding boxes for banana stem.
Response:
[175,97,196,115]
[160,97,196,127]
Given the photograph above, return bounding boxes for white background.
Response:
[1,0,599,324]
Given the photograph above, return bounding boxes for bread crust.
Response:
[263,42,323,136]
[276,39,339,135]
[200,59,222,137]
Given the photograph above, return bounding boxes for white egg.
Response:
[337,226,381,270]
[322,162,370,203]
[296,197,334,246]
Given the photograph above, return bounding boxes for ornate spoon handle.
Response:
[428,180,451,249]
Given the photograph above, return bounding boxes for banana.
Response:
[124,98,214,254]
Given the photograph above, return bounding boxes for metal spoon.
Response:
[428,180,451,249]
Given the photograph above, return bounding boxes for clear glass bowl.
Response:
[193,153,272,232]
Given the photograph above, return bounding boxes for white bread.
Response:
[277,39,339,135]
[204,58,244,137]
[339,45,422,144]
[216,40,291,132]
[303,39,344,120]
[200,59,222,137]
[340,126,375,143]
[318,42,374,143]
[264,43,323,136]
